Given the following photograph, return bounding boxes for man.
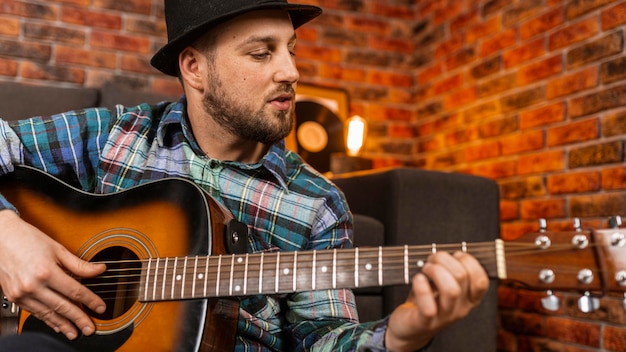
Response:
[0,0,489,351]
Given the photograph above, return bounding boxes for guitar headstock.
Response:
[503,217,626,312]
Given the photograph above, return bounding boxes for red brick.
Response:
[0,16,20,36]
[517,55,563,85]
[500,200,519,221]
[0,59,18,77]
[567,32,624,69]
[549,17,599,51]
[501,220,540,240]
[367,36,414,54]
[61,6,122,29]
[443,86,477,110]
[465,16,502,43]
[388,124,415,139]
[520,6,565,40]
[416,62,444,85]
[570,193,626,219]
[450,8,479,33]
[519,102,566,129]
[55,46,116,68]
[370,3,415,20]
[520,198,566,219]
[546,117,599,147]
[569,84,626,118]
[603,111,626,137]
[345,15,390,36]
[24,22,86,45]
[430,73,464,96]
[477,73,516,98]
[295,43,343,63]
[500,130,544,155]
[545,316,601,347]
[367,70,413,88]
[547,171,601,194]
[464,140,501,162]
[120,54,153,74]
[93,0,152,15]
[466,158,518,179]
[604,325,626,352]
[602,1,626,29]
[566,0,615,19]
[90,31,151,54]
[502,37,545,68]
[20,61,85,84]
[500,176,546,199]
[602,166,626,191]
[479,28,517,57]
[518,150,566,175]
[547,67,598,99]
[1,1,58,20]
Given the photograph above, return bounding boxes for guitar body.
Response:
[0,166,242,352]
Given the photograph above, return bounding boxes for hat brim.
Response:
[151,4,322,76]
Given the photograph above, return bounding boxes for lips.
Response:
[269,93,293,111]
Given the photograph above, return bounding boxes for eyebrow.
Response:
[236,34,297,49]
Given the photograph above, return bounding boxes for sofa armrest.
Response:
[333,167,500,352]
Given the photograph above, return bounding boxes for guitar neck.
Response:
[138,241,504,302]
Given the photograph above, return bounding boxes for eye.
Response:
[250,50,270,60]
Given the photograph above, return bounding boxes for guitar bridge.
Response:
[1,290,20,335]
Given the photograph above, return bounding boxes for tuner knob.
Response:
[578,292,600,313]
[571,234,589,249]
[611,232,626,247]
[535,235,552,249]
[541,290,560,311]
[577,268,594,285]
[539,269,556,284]
[616,270,626,287]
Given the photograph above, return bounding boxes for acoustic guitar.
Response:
[0,165,624,351]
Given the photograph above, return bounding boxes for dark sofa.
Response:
[0,81,500,351]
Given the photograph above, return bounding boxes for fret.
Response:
[143,258,152,301]
[259,252,264,294]
[191,256,198,298]
[152,258,160,301]
[275,252,280,293]
[228,255,235,296]
[171,257,178,299]
[215,255,222,296]
[276,251,295,293]
[312,250,317,290]
[243,254,249,295]
[161,257,168,300]
[378,247,383,287]
[404,245,409,285]
[181,256,188,298]
[332,248,337,289]
[354,247,359,288]
[203,256,209,297]
[231,255,247,296]
[293,251,298,292]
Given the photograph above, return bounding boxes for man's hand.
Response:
[385,251,489,351]
[0,210,106,340]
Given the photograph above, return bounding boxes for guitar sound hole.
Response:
[82,246,140,320]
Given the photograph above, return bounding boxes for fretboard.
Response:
[138,241,505,302]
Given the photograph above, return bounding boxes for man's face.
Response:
[200,10,299,145]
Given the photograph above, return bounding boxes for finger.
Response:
[453,252,489,303]
[54,248,107,314]
[421,261,461,314]
[19,292,82,340]
[411,273,438,319]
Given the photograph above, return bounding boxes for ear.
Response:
[178,47,205,91]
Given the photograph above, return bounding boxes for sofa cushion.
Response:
[0,82,99,121]
[99,82,179,110]
[351,214,384,296]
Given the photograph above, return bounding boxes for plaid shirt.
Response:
[0,97,389,351]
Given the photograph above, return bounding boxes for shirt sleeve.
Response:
[0,110,115,211]
[283,185,392,352]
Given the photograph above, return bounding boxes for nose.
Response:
[274,50,299,84]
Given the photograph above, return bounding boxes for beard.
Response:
[201,74,294,145]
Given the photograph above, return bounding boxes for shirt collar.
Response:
[156,96,290,190]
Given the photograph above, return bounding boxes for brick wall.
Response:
[1,0,626,351]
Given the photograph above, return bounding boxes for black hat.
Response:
[151,0,322,76]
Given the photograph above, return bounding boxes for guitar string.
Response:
[78,242,619,300]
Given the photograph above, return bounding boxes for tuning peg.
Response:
[578,291,600,313]
[609,215,623,228]
[539,218,547,232]
[541,290,560,311]
[573,217,582,231]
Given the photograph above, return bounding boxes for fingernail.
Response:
[95,305,106,314]
[66,332,77,340]
[82,326,94,336]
